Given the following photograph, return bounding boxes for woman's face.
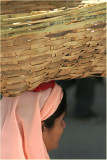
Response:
[42,112,66,151]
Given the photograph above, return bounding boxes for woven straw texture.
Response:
[1,1,106,97]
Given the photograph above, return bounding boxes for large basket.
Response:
[1,1,106,96]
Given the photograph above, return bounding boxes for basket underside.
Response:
[1,1,106,97]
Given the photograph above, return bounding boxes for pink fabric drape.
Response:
[0,83,63,159]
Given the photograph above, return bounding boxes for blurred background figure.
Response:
[71,78,97,119]
[49,77,106,159]
[56,77,103,119]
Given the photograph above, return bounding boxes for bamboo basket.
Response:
[0,1,106,97]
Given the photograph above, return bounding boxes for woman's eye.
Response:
[63,116,65,120]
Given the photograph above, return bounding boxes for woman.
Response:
[0,81,66,159]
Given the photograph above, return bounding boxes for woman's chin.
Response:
[53,143,59,150]
[48,144,59,151]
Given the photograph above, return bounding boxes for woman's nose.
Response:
[63,121,66,128]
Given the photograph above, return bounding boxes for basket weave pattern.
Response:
[1,2,106,96]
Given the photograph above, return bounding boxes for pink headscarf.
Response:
[0,83,63,159]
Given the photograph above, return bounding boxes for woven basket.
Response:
[1,1,106,97]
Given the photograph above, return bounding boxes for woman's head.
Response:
[42,90,67,151]
[1,82,66,159]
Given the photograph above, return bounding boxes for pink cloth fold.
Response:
[0,83,63,159]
